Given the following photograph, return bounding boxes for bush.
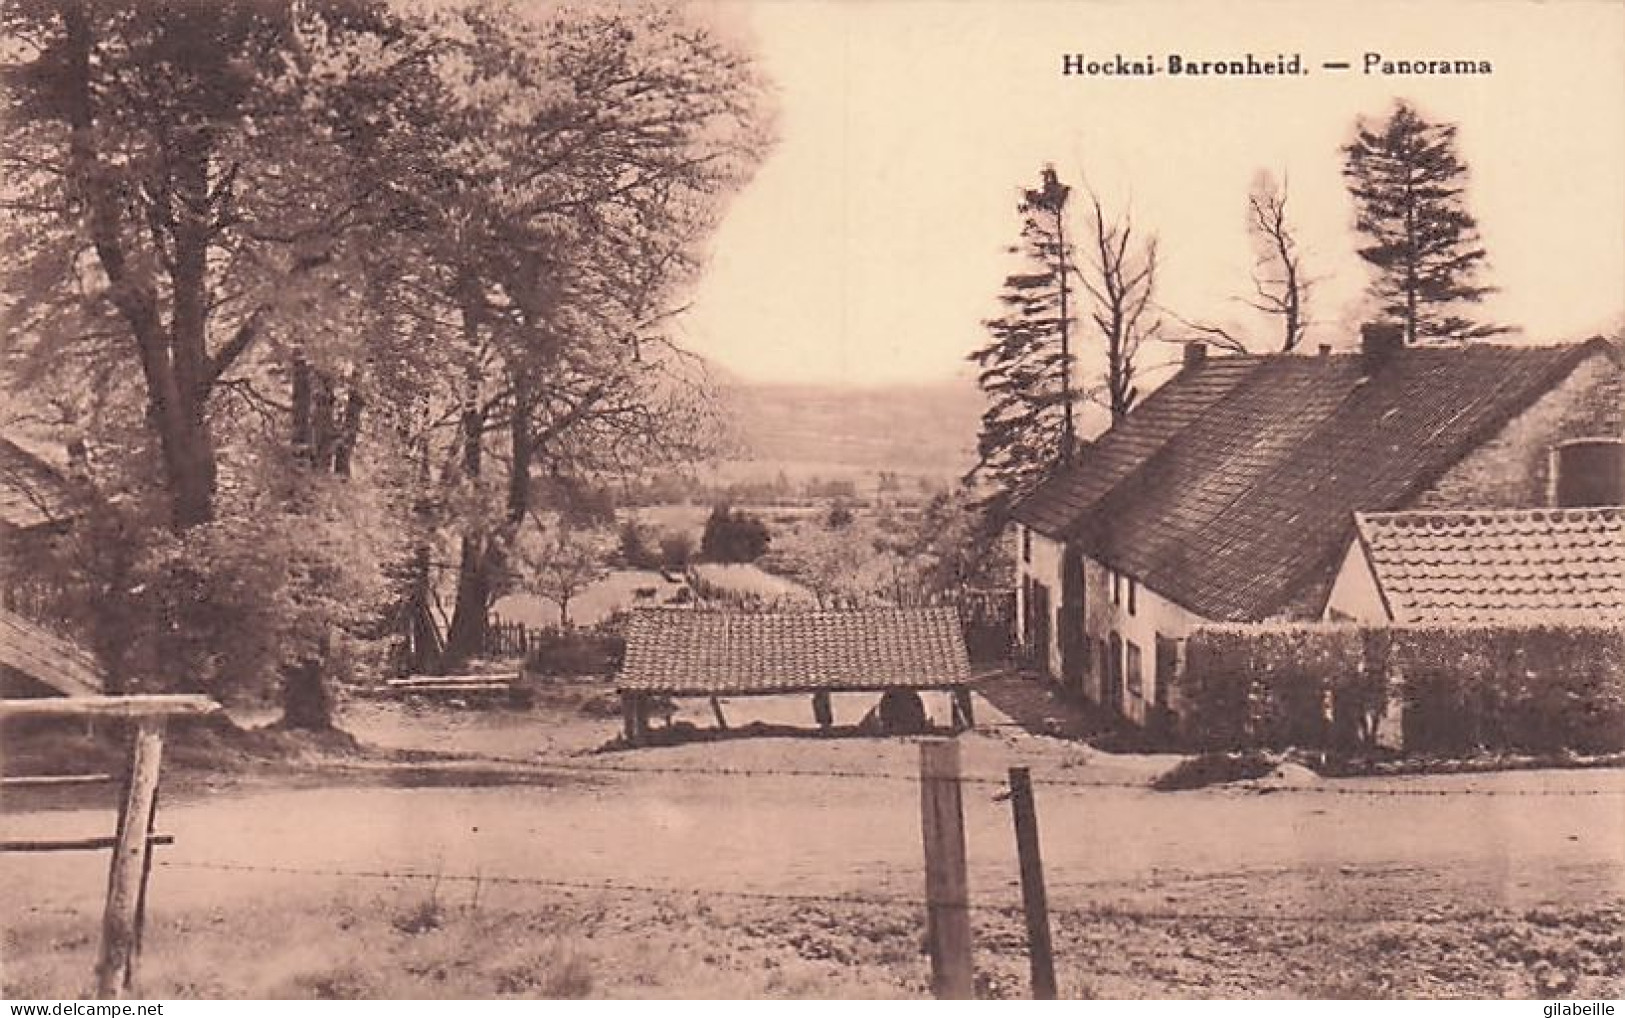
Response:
[698,504,770,563]
[523,623,626,677]
[1152,750,1276,791]
[1182,622,1625,756]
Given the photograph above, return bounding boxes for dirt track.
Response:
[5,691,1624,998]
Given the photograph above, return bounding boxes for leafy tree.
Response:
[1,1,429,720]
[967,167,1077,524]
[1343,100,1505,343]
[699,505,770,563]
[406,4,767,666]
[514,519,614,630]
[657,530,695,570]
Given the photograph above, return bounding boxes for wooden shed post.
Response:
[95,718,165,998]
[621,692,644,746]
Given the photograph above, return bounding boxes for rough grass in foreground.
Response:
[5,884,1622,1000]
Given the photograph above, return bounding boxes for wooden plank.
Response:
[1,834,174,853]
[0,695,217,720]
[385,673,517,687]
[388,682,511,695]
[1,773,116,788]
[919,738,974,999]
[95,719,165,998]
[1007,767,1057,1000]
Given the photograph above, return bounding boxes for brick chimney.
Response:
[1182,341,1208,369]
[1360,323,1404,373]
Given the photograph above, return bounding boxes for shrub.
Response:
[1182,622,1625,756]
[698,504,770,563]
[523,623,626,677]
[1152,750,1276,791]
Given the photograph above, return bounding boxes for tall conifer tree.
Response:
[1343,100,1505,343]
[967,167,1076,524]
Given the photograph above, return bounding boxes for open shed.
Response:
[616,606,974,744]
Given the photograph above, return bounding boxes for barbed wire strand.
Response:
[425,751,1625,797]
[157,858,1547,927]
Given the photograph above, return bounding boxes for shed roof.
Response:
[618,607,972,696]
[0,607,104,696]
[0,437,71,532]
[1012,339,1619,621]
[1354,506,1625,624]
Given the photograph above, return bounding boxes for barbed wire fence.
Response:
[73,742,1613,999]
[10,712,1622,998]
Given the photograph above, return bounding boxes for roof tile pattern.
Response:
[619,607,971,695]
[1356,507,1625,624]
[1013,340,1618,621]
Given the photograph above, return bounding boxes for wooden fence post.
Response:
[95,718,165,998]
[1007,767,1057,999]
[919,738,974,999]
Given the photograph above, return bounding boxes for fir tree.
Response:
[967,167,1077,524]
[1343,100,1506,343]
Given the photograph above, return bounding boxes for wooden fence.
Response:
[484,616,548,658]
[1,694,218,998]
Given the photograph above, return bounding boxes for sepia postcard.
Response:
[1,0,1622,1004]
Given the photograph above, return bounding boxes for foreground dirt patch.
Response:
[5,881,1620,999]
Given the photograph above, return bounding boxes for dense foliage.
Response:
[0,1,769,722]
[1183,623,1625,755]
[698,505,771,564]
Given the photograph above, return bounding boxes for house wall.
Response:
[1014,525,1067,678]
[1412,352,1624,511]
[1015,523,1207,726]
[1322,539,1389,623]
[1078,555,1206,725]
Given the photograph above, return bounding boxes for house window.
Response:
[1128,578,1137,616]
[1111,570,1121,605]
[1021,526,1032,564]
[1126,641,1143,697]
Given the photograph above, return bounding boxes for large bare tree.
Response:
[1081,189,1161,423]
[1246,171,1312,352]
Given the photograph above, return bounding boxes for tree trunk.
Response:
[441,532,491,666]
[444,365,536,668]
[63,3,217,531]
[279,656,333,730]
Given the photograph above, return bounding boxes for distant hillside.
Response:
[718,377,982,478]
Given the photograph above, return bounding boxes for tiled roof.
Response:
[0,438,70,531]
[1354,507,1625,624]
[1014,356,1257,535]
[1012,339,1620,621]
[618,607,971,695]
[0,607,104,695]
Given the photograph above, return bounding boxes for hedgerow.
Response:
[1182,622,1625,755]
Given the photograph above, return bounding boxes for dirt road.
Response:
[5,695,1623,998]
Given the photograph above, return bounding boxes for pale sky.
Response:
[678,0,1625,388]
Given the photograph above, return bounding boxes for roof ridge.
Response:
[1362,505,1625,521]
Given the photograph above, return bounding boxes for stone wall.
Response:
[1413,351,1624,510]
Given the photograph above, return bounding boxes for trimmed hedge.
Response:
[1183,622,1625,756]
